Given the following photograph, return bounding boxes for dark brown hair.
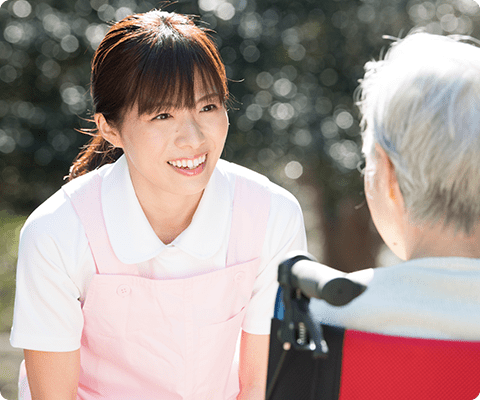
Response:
[68,10,228,180]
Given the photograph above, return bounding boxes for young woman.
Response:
[10,10,307,400]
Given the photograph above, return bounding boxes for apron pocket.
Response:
[193,307,246,399]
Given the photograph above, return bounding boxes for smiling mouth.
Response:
[167,154,207,170]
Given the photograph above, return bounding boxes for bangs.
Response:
[127,34,227,116]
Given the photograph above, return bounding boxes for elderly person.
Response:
[313,32,480,340]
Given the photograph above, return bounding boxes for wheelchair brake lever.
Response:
[277,254,329,359]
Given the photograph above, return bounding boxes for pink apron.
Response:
[19,170,270,399]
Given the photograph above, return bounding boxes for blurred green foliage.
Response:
[0,210,25,333]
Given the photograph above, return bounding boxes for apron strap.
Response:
[63,172,138,275]
[226,175,271,266]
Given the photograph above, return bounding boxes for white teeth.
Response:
[168,155,206,169]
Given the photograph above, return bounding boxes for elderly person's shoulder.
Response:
[311,256,480,341]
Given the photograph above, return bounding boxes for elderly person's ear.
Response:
[375,144,403,205]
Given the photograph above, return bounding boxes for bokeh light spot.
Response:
[41,59,61,79]
[255,90,272,108]
[0,131,16,154]
[242,45,260,63]
[285,161,303,179]
[0,65,18,83]
[321,118,339,139]
[335,111,354,130]
[256,71,274,89]
[246,104,263,121]
[216,3,235,21]
[61,35,79,53]
[239,13,262,38]
[12,0,32,18]
[293,129,312,146]
[98,4,115,22]
[270,103,295,121]
[4,23,24,44]
[357,5,375,24]
[116,7,133,21]
[273,78,293,97]
[199,0,218,12]
[315,97,332,115]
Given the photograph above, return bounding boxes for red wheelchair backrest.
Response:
[267,317,480,400]
[340,329,480,400]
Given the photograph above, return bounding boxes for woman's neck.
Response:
[132,181,204,245]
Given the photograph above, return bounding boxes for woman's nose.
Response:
[174,115,206,148]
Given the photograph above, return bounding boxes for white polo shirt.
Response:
[311,257,480,341]
[10,156,307,351]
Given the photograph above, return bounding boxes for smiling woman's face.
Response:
[102,76,229,203]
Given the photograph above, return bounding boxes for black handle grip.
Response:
[288,259,369,306]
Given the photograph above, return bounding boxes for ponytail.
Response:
[67,133,123,181]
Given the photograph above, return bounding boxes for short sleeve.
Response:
[10,190,88,352]
[241,187,307,334]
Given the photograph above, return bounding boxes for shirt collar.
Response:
[101,155,231,264]
[401,256,480,272]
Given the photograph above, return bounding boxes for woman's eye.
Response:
[201,104,217,112]
[154,113,171,120]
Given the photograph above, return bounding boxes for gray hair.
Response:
[357,32,480,234]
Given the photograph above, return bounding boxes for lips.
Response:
[168,154,206,170]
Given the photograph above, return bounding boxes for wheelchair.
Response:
[266,253,480,400]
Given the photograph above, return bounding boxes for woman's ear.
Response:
[95,114,123,148]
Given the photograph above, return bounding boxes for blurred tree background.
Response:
[1,0,480,318]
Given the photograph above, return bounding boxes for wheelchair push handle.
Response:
[278,254,371,306]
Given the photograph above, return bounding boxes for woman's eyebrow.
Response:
[195,93,219,104]
[145,93,220,114]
